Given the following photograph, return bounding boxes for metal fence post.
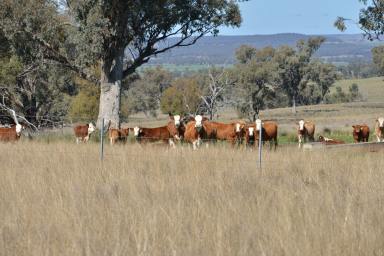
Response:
[258,121,262,170]
[100,118,104,161]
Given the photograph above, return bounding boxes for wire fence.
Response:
[1,114,379,171]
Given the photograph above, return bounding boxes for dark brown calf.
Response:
[352,125,370,143]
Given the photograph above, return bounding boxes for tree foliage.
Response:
[160,77,201,115]
[122,66,172,118]
[232,47,277,120]
[1,0,243,126]
[372,45,384,75]
[335,0,384,40]
[68,77,100,122]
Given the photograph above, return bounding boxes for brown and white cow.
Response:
[318,135,345,145]
[245,119,278,150]
[375,117,384,142]
[297,120,315,148]
[206,121,245,146]
[73,123,96,143]
[133,115,183,147]
[352,124,370,143]
[183,115,207,150]
[109,128,129,145]
[0,124,22,142]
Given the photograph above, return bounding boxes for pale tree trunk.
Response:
[97,50,124,129]
[292,95,297,114]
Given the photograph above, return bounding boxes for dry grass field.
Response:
[1,141,384,255]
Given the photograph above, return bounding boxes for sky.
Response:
[219,0,365,35]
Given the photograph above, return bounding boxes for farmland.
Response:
[1,77,384,255]
[1,141,384,255]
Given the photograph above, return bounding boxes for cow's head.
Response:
[352,125,362,134]
[169,113,181,128]
[88,123,96,134]
[15,123,22,135]
[248,127,255,137]
[235,122,245,133]
[133,126,142,137]
[255,119,262,131]
[298,120,305,131]
[195,115,203,130]
[377,117,384,128]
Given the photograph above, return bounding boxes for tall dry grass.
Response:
[1,142,384,255]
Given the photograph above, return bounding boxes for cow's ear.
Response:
[352,125,355,128]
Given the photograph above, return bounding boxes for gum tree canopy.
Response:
[0,0,242,128]
[335,0,384,40]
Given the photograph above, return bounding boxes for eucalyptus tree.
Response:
[272,37,324,113]
[372,46,384,75]
[1,0,242,128]
[335,0,384,40]
[233,47,277,121]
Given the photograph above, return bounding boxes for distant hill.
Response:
[146,33,382,66]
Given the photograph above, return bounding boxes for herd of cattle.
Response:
[71,114,384,149]
[0,114,383,148]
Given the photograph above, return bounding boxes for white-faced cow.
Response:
[245,119,278,150]
[184,115,207,150]
[73,123,96,143]
[132,115,184,148]
[297,120,315,148]
[375,117,384,142]
[0,124,22,142]
[318,135,345,145]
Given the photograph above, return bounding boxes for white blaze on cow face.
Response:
[255,119,262,131]
[174,115,181,127]
[248,127,254,136]
[15,124,22,134]
[378,117,384,128]
[299,120,305,131]
[235,123,241,133]
[195,115,203,128]
[133,126,140,137]
[88,123,95,134]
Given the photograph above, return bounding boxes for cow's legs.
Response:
[76,137,80,144]
[298,134,302,148]
[169,138,176,148]
[192,140,198,150]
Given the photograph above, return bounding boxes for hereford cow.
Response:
[73,123,96,143]
[206,121,245,146]
[318,135,345,145]
[245,119,278,150]
[108,128,129,145]
[184,115,207,150]
[133,115,183,147]
[352,124,370,143]
[297,120,315,148]
[0,124,22,142]
[375,117,384,142]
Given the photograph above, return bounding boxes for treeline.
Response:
[0,32,382,125]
